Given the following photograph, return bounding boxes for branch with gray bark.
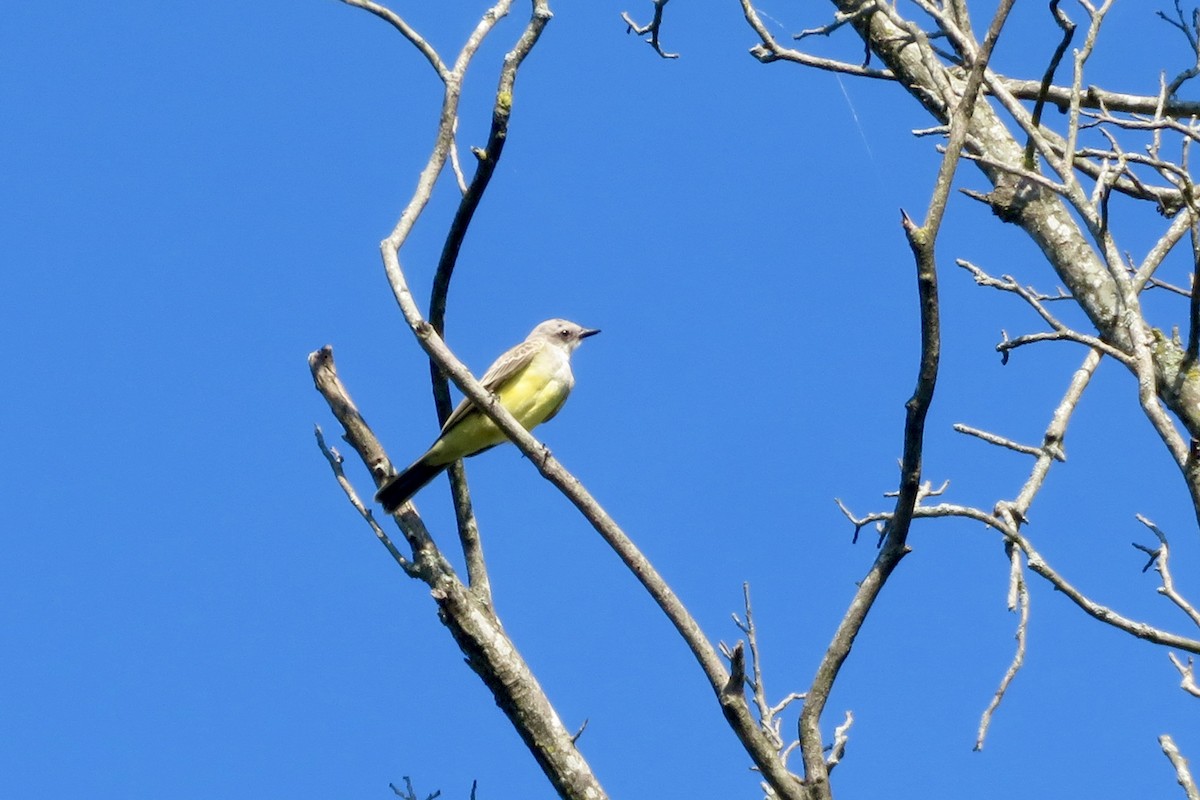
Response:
[321,3,813,797]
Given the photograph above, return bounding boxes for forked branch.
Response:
[795,6,1012,797]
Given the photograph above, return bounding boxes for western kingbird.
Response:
[376,318,600,512]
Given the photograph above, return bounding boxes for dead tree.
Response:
[312,2,1200,798]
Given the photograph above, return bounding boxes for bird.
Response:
[375,318,600,512]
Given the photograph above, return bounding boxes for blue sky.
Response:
[4,2,1199,798]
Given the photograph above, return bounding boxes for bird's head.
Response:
[531,318,601,352]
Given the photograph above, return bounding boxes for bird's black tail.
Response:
[375,457,446,513]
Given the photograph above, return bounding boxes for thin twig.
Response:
[1168,653,1200,698]
[309,345,443,572]
[1135,515,1200,629]
[975,545,1028,750]
[997,329,1131,366]
[953,424,1050,459]
[825,711,853,771]
[729,583,804,764]
[741,0,893,78]
[338,0,449,79]
[621,0,678,59]
[389,776,441,800]
[1160,1,1200,97]
[956,260,1133,366]
[1023,0,1075,170]
[795,5,876,41]
[865,500,1200,654]
[314,424,416,576]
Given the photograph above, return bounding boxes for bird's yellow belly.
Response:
[428,353,572,463]
[498,360,571,426]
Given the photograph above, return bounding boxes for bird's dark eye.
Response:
[559,328,570,338]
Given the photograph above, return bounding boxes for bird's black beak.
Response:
[579,328,601,339]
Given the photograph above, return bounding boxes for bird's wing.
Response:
[440,340,540,433]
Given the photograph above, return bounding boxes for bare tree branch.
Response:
[337,0,449,79]
[380,223,807,800]
[313,422,415,576]
[741,0,893,78]
[621,0,678,59]
[796,7,1014,796]
[389,775,442,800]
[1168,653,1200,699]
[1135,516,1200,629]
[868,501,1200,655]
[975,545,1028,750]
[804,0,1200,527]
[825,711,853,772]
[425,0,553,608]
[728,582,805,774]
[1161,734,1200,800]
[794,8,868,42]
[1160,0,1200,97]
[952,424,1050,459]
[321,4,621,797]
[1022,0,1075,170]
[310,342,609,800]
[323,1,1200,794]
